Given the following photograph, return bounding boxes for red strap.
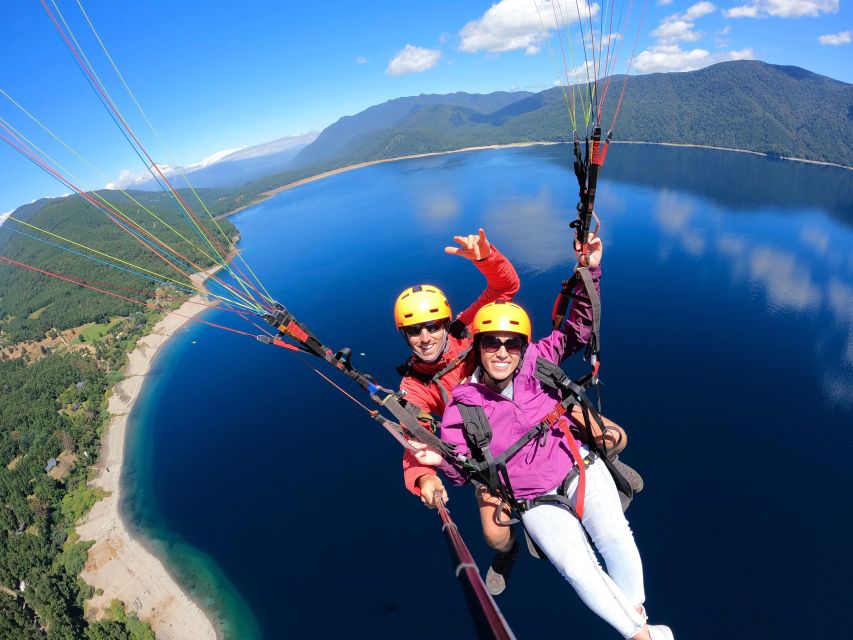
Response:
[557,416,586,520]
[542,402,567,428]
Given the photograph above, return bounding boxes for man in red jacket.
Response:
[394,228,522,595]
[395,228,641,596]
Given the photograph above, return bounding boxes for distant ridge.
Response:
[266,61,851,190]
[294,91,534,168]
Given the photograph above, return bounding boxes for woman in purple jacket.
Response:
[415,241,673,640]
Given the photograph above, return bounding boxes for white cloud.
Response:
[715,25,732,47]
[684,1,717,19]
[106,168,151,190]
[634,44,712,72]
[727,47,755,59]
[458,0,597,54]
[0,210,11,227]
[355,55,368,64]
[652,19,703,42]
[724,5,760,16]
[818,30,851,45]
[651,2,716,43]
[189,147,244,170]
[657,0,675,5]
[724,0,839,18]
[636,2,756,72]
[386,45,442,76]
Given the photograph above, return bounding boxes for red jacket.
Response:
[400,247,520,495]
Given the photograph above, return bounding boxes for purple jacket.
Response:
[438,266,600,499]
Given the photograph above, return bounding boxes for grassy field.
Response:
[73,317,124,344]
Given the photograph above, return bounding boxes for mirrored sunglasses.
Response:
[402,319,447,337]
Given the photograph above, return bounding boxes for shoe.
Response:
[647,625,674,640]
[485,539,519,596]
[611,456,644,493]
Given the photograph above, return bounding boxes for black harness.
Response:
[552,266,602,375]
[454,356,632,522]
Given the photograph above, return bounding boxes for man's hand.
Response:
[417,474,448,508]
[445,228,492,262]
[408,440,444,467]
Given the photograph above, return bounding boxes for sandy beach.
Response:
[76,280,219,640]
[220,139,850,220]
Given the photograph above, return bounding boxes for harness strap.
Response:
[575,266,601,366]
[550,266,601,376]
[534,357,609,456]
[398,345,474,408]
[517,450,598,518]
[457,404,500,498]
[551,271,580,331]
[555,415,587,519]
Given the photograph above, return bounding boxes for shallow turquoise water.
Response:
[123,144,853,639]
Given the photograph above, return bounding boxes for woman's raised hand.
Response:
[574,233,603,268]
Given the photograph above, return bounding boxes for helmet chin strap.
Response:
[414,332,449,364]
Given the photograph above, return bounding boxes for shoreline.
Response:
[76,275,219,639]
[222,140,851,219]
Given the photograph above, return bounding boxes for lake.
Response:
[123,144,853,639]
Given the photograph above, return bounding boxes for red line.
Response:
[38,1,269,309]
[0,255,258,340]
[0,124,254,308]
[610,0,649,132]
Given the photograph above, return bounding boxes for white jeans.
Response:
[521,458,647,638]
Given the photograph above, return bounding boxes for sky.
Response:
[0,0,849,215]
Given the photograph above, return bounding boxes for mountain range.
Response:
[295,60,852,171]
[113,131,319,192]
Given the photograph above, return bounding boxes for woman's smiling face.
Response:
[478,331,526,382]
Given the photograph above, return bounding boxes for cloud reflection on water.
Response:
[416,192,461,226]
[746,246,821,312]
[651,189,853,407]
[482,187,573,273]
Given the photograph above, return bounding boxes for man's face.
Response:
[403,319,448,362]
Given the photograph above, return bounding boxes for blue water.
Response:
[123,145,853,639]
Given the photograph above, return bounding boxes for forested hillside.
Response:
[0,346,157,639]
[0,189,237,344]
[257,61,851,187]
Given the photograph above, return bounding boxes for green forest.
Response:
[260,60,853,184]
[0,189,237,344]
[0,343,157,639]
[0,187,237,637]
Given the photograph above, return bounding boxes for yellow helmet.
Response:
[472,301,531,341]
[394,284,452,329]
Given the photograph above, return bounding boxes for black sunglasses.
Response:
[479,335,526,355]
[402,319,447,337]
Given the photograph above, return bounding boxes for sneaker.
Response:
[611,456,644,494]
[484,539,519,596]
[648,625,674,640]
